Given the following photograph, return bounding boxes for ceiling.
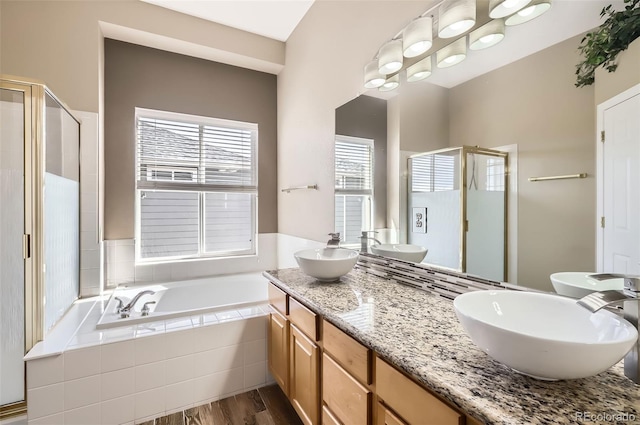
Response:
[140,0,315,41]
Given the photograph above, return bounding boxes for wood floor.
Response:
[139,385,303,425]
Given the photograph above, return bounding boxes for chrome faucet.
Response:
[119,290,156,318]
[327,233,341,248]
[360,231,381,253]
[577,274,640,384]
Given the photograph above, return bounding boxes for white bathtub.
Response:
[96,272,268,329]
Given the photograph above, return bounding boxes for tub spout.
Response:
[120,290,155,318]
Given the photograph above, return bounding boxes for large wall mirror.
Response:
[334,1,621,291]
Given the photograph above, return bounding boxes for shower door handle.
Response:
[23,234,31,259]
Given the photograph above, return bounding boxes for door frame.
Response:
[596,83,640,272]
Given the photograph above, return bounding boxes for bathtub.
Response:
[96,272,268,329]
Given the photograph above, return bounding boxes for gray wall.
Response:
[335,95,387,229]
[104,39,277,239]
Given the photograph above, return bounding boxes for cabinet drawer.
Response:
[322,404,342,425]
[377,402,406,425]
[268,282,287,315]
[375,357,462,425]
[323,319,371,384]
[323,353,371,425]
[289,297,319,341]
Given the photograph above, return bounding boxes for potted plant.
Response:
[575,0,640,87]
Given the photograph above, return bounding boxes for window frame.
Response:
[334,135,374,246]
[134,107,258,264]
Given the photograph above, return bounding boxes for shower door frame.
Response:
[0,76,81,419]
[407,145,509,279]
[0,79,33,419]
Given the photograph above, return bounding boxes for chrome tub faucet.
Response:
[577,274,640,384]
[117,290,156,318]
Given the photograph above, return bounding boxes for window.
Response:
[485,158,505,191]
[411,153,457,192]
[335,135,373,245]
[135,108,257,261]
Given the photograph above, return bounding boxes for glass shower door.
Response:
[0,87,26,408]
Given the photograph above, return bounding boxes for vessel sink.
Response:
[453,290,638,380]
[551,272,624,298]
[370,244,428,263]
[294,248,359,282]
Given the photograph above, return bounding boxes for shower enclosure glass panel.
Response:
[466,153,506,281]
[44,93,80,332]
[408,146,507,279]
[0,88,26,406]
[408,149,461,270]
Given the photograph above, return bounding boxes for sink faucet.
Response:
[327,233,341,248]
[119,290,156,318]
[360,231,381,253]
[577,274,640,384]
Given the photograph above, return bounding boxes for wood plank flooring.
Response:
[140,385,302,425]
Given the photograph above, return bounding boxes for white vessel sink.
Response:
[370,244,428,263]
[453,290,638,380]
[294,248,359,282]
[551,272,624,298]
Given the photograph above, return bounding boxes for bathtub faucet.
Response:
[119,290,156,318]
[577,274,640,384]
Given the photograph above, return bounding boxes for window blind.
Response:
[135,108,257,261]
[335,136,373,194]
[411,154,457,192]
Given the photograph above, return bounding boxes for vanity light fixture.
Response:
[437,37,467,68]
[489,0,532,19]
[407,56,432,82]
[505,0,551,25]
[378,39,404,74]
[379,74,400,92]
[438,0,476,39]
[403,16,433,58]
[364,60,385,88]
[469,19,505,50]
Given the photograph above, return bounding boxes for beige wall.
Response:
[278,0,437,242]
[595,38,640,105]
[449,34,596,291]
[398,83,450,153]
[0,0,284,113]
[104,40,277,239]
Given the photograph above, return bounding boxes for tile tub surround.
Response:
[264,267,640,425]
[25,302,272,425]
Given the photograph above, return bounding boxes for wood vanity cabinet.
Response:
[268,309,289,395]
[268,283,321,425]
[375,357,464,425]
[377,402,407,425]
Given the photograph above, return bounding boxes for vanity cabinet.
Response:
[268,310,289,395]
[267,281,465,425]
[268,283,321,425]
[375,357,463,425]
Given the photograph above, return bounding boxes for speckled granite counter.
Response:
[264,267,640,425]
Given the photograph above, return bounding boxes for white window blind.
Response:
[135,108,257,261]
[335,135,373,245]
[411,154,457,192]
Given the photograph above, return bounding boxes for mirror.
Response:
[334,2,610,291]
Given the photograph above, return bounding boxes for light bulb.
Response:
[480,34,496,44]
[518,5,535,16]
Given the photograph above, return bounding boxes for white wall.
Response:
[277,1,438,242]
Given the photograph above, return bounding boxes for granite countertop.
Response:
[264,267,640,425]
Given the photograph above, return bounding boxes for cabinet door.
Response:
[323,353,371,425]
[376,402,407,425]
[268,310,289,395]
[290,323,320,425]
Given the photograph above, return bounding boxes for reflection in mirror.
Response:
[333,1,631,291]
[408,146,507,281]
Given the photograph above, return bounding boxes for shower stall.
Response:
[0,76,80,418]
[408,146,508,281]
